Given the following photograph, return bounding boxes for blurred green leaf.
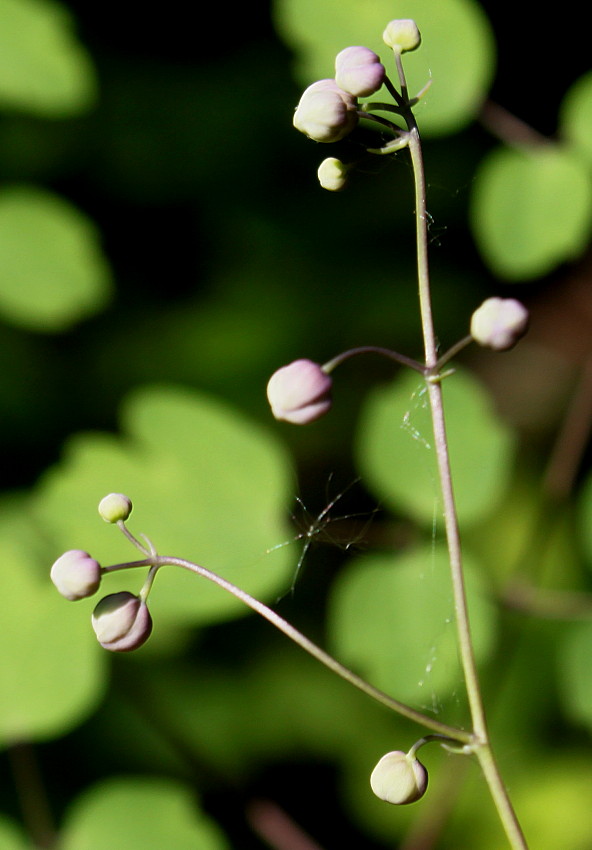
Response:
[0,0,96,117]
[59,777,228,850]
[273,0,495,135]
[0,502,104,747]
[470,144,592,280]
[560,70,592,167]
[577,471,592,568]
[464,756,592,850]
[34,385,294,630]
[355,368,515,527]
[557,620,592,732]
[0,817,29,850]
[328,544,497,705]
[0,186,112,331]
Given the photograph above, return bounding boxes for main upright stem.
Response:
[404,109,528,850]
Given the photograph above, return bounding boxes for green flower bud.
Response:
[382,19,422,53]
[317,157,349,191]
[50,550,101,601]
[293,79,358,143]
[98,493,133,523]
[92,592,152,652]
[370,750,428,805]
[267,359,332,424]
[470,297,529,351]
[335,46,385,97]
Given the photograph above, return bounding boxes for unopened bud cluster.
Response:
[50,494,154,653]
[292,19,422,190]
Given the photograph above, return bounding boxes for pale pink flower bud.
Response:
[50,549,101,601]
[335,46,385,97]
[370,750,428,805]
[317,157,349,191]
[293,79,358,143]
[470,297,529,351]
[92,592,153,652]
[98,493,132,523]
[383,19,422,53]
[267,359,332,425]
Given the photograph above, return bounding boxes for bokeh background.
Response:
[2,1,592,848]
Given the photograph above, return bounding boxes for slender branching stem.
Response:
[402,99,529,850]
[322,345,425,375]
[102,555,471,742]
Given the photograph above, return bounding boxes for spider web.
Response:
[266,477,380,596]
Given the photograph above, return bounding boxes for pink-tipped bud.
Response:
[317,157,349,191]
[98,493,132,523]
[470,297,529,351]
[370,750,428,805]
[293,79,358,143]
[267,359,332,425]
[335,46,385,97]
[91,592,152,652]
[382,19,422,53]
[50,550,101,601]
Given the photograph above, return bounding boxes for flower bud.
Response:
[335,46,385,97]
[98,493,133,523]
[267,359,332,425]
[370,750,428,805]
[470,297,529,351]
[317,157,349,191]
[92,592,153,652]
[382,19,422,53]
[293,79,358,143]
[50,549,101,601]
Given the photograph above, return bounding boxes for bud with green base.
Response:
[382,19,422,53]
[317,157,350,191]
[98,493,133,523]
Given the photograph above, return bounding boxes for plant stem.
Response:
[404,111,528,849]
[102,556,471,742]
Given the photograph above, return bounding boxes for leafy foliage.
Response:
[1,1,592,849]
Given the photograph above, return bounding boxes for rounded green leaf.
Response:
[35,385,293,629]
[59,777,228,850]
[0,186,112,331]
[0,0,97,116]
[355,368,515,527]
[328,544,497,705]
[0,503,105,747]
[560,70,592,167]
[273,0,495,135]
[470,144,592,280]
[557,620,592,732]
